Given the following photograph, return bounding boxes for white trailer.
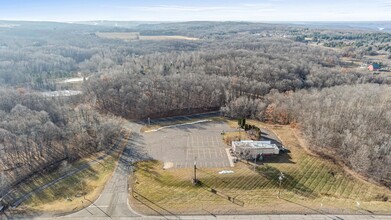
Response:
[232,140,280,158]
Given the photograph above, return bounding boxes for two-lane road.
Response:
[63,122,146,219]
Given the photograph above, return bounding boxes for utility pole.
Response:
[254,157,256,172]
[278,171,285,199]
[193,156,197,185]
[238,126,241,141]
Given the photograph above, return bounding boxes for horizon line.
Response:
[1,19,391,23]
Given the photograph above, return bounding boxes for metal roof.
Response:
[232,140,279,150]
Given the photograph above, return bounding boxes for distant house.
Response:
[368,63,381,71]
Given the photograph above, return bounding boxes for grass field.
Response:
[22,156,116,214]
[19,132,130,214]
[130,121,391,215]
[96,32,199,41]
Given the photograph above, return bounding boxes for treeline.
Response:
[0,88,122,197]
[223,84,391,186]
[296,31,391,55]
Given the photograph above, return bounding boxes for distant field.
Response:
[130,121,391,215]
[96,32,199,41]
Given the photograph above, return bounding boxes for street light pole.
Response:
[193,156,197,185]
[278,171,285,199]
[254,157,256,172]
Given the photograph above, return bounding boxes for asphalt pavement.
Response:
[61,122,146,219]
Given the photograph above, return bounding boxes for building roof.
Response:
[232,140,279,150]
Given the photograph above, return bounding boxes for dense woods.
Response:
[260,85,390,186]
[85,38,389,119]
[0,89,121,197]
[0,21,391,192]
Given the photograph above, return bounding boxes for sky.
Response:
[0,0,391,22]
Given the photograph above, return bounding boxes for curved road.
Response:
[63,122,146,219]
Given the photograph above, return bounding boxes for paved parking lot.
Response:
[139,111,220,125]
[143,121,235,169]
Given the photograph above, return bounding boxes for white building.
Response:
[232,140,280,158]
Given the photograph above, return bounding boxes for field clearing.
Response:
[130,121,391,215]
[18,132,130,214]
[96,32,199,41]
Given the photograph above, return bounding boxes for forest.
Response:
[0,88,121,197]
[223,84,391,186]
[0,21,390,194]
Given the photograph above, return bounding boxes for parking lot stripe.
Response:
[214,136,219,146]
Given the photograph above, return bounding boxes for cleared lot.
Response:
[131,121,391,215]
[143,121,234,169]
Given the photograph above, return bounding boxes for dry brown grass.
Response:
[222,131,251,145]
[23,156,116,213]
[21,132,130,214]
[141,35,199,41]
